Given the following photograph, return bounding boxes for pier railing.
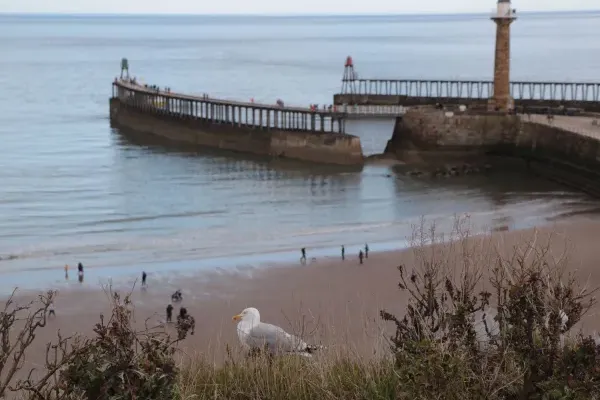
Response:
[341,104,407,117]
[340,79,600,102]
[112,80,347,134]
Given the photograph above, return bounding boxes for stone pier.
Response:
[384,106,600,196]
[109,80,364,166]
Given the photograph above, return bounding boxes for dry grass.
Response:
[176,353,401,400]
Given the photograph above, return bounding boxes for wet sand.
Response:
[7,218,600,381]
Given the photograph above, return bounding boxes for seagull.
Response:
[232,307,323,357]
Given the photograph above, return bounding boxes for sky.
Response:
[0,0,598,15]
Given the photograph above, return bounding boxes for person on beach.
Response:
[301,248,306,264]
[341,245,345,260]
[365,243,369,259]
[359,250,364,265]
[142,271,147,287]
[77,262,84,283]
[176,307,196,339]
[171,290,183,302]
[48,302,56,318]
[64,264,69,280]
[166,304,174,323]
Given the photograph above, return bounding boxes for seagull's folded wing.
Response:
[246,322,308,353]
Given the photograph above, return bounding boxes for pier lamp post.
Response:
[489,0,517,113]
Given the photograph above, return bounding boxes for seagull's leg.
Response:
[266,349,274,366]
[247,347,261,359]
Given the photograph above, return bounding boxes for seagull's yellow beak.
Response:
[232,314,242,322]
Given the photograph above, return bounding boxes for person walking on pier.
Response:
[341,245,345,260]
[359,250,364,265]
[365,243,369,259]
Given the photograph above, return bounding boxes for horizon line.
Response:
[1,9,600,17]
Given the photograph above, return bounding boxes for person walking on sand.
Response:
[48,301,56,318]
[359,250,364,265]
[166,304,174,323]
[64,264,69,280]
[142,271,147,287]
[176,307,196,339]
[301,247,306,264]
[341,245,345,260]
[365,243,369,259]
[77,262,84,282]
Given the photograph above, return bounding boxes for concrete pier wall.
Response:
[516,120,600,170]
[110,98,364,166]
[385,106,600,195]
[333,94,600,113]
[384,107,520,153]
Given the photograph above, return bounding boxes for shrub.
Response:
[12,287,192,400]
[381,219,599,399]
[0,289,56,399]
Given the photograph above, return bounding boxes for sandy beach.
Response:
[6,217,600,381]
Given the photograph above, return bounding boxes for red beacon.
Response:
[345,56,353,67]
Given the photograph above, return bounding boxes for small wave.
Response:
[289,222,397,237]
[75,209,227,227]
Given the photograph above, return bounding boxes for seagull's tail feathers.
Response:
[305,344,326,354]
[287,344,325,358]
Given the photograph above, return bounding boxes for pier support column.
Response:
[489,0,516,113]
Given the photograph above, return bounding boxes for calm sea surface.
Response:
[1,12,600,291]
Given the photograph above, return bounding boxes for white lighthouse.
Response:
[494,0,515,18]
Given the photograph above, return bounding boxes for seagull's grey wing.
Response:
[246,322,308,353]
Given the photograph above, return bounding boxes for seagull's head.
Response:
[232,307,260,324]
